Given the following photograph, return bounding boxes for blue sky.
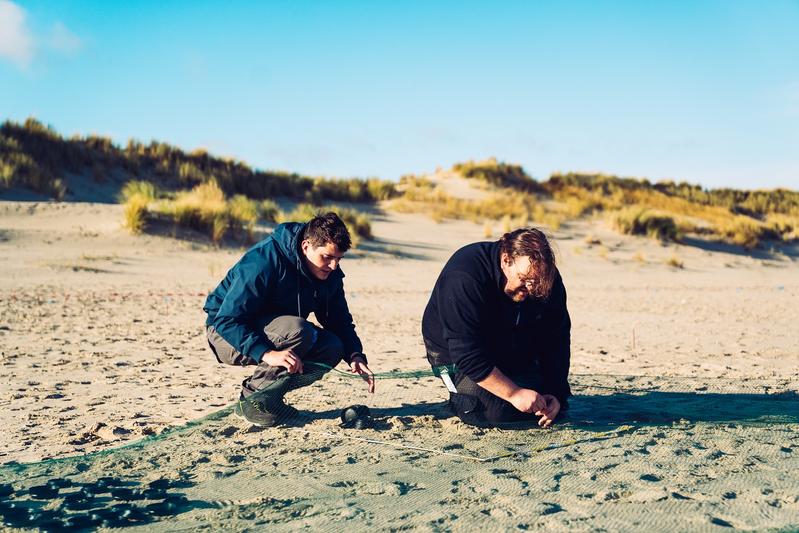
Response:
[1,0,798,190]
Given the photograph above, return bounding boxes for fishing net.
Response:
[1,369,797,532]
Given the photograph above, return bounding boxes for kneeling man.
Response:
[204,212,374,427]
[422,228,571,428]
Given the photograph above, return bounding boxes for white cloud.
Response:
[48,21,82,55]
[0,0,34,68]
[0,1,82,70]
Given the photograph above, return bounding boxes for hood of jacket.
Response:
[271,222,314,280]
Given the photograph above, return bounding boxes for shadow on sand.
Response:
[0,476,214,531]
[681,235,799,261]
[285,391,798,430]
[564,390,799,426]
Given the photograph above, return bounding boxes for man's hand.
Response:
[262,349,304,374]
[508,388,547,414]
[535,394,561,428]
[349,355,375,394]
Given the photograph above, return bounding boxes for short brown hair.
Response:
[303,212,351,251]
[499,227,556,298]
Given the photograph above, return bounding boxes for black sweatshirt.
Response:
[421,240,572,405]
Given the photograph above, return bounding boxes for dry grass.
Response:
[122,194,149,234]
[666,253,684,269]
[128,180,260,244]
[501,215,512,234]
[8,116,797,252]
[452,158,545,193]
[612,207,680,242]
[275,203,372,247]
[584,234,602,246]
[2,118,397,204]
[121,180,157,234]
[258,199,280,222]
[553,186,610,217]
[119,180,157,202]
[392,177,567,230]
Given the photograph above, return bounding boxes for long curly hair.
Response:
[499,227,556,299]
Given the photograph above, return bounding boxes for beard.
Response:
[504,287,528,302]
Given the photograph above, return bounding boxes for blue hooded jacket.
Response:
[203,222,364,363]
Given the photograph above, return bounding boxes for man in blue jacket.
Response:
[204,212,374,426]
[422,227,570,428]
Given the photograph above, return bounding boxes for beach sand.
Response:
[1,200,797,531]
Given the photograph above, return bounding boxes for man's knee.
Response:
[452,400,530,427]
[449,377,529,427]
[262,315,317,354]
[207,325,250,366]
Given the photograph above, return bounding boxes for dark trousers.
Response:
[207,315,344,400]
[424,338,542,427]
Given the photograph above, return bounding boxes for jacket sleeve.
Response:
[211,265,275,363]
[538,274,572,408]
[317,279,364,364]
[438,272,494,382]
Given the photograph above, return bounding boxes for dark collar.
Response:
[490,240,507,293]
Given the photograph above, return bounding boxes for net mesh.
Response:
[1,371,797,531]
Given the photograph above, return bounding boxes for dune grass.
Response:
[154,181,259,244]
[398,163,798,250]
[119,180,157,202]
[119,180,256,244]
[452,158,546,193]
[119,177,374,247]
[6,118,798,252]
[1,118,397,204]
[120,180,158,234]
[666,253,685,269]
[122,194,149,234]
[391,173,567,229]
[276,203,372,247]
[612,208,680,242]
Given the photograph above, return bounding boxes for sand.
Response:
[1,199,798,531]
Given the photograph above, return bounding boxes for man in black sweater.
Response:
[422,228,571,428]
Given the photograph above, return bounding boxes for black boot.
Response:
[234,374,299,427]
[234,394,299,427]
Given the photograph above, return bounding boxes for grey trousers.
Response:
[206,315,344,399]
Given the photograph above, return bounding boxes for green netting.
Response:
[1,369,797,532]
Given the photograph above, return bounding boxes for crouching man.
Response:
[204,212,374,427]
[422,228,571,428]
